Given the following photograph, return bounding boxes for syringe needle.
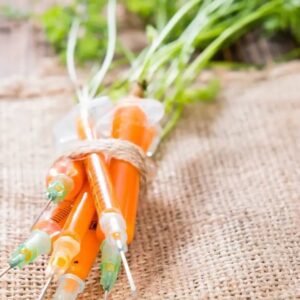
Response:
[31,199,52,230]
[120,250,136,293]
[0,266,13,279]
[37,274,54,300]
[104,290,109,300]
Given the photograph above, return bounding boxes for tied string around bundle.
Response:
[54,138,154,192]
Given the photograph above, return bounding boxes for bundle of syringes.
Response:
[0,1,165,298]
[0,84,163,300]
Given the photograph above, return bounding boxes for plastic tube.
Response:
[76,112,128,251]
[108,94,164,243]
[96,93,164,294]
[47,184,96,277]
[53,217,103,300]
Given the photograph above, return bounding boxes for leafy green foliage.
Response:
[125,0,187,30]
[39,0,300,137]
[179,79,221,104]
[264,1,300,43]
[125,0,159,18]
[40,0,196,64]
[40,0,300,66]
[41,1,107,63]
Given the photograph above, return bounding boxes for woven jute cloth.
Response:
[0,62,300,300]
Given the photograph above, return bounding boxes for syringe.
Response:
[76,112,136,292]
[0,198,75,279]
[99,85,164,243]
[95,86,163,295]
[110,101,147,241]
[32,158,85,227]
[53,216,103,300]
[46,183,95,278]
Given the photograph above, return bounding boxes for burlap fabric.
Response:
[0,62,299,299]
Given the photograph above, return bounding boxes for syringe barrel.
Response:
[51,97,113,206]
[67,215,102,280]
[108,96,164,243]
[109,102,147,243]
[33,199,74,237]
[54,98,125,240]
[47,185,96,276]
[61,184,95,240]
[85,153,120,212]
[76,114,122,216]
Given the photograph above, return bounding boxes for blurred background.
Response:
[0,0,299,79]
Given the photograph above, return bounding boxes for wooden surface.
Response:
[0,21,51,78]
[0,0,53,78]
[0,1,146,79]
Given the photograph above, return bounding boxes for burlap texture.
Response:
[0,62,299,299]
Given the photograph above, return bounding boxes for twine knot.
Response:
[55,138,153,188]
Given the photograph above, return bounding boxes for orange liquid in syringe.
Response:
[76,115,120,216]
[68,216,103,280]
[61,184,96,242]
[33,199,74,240]
[109,100,155,243]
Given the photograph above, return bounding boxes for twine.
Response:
[55,138,152,189]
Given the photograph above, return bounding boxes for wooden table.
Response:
[0,0,57,78]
